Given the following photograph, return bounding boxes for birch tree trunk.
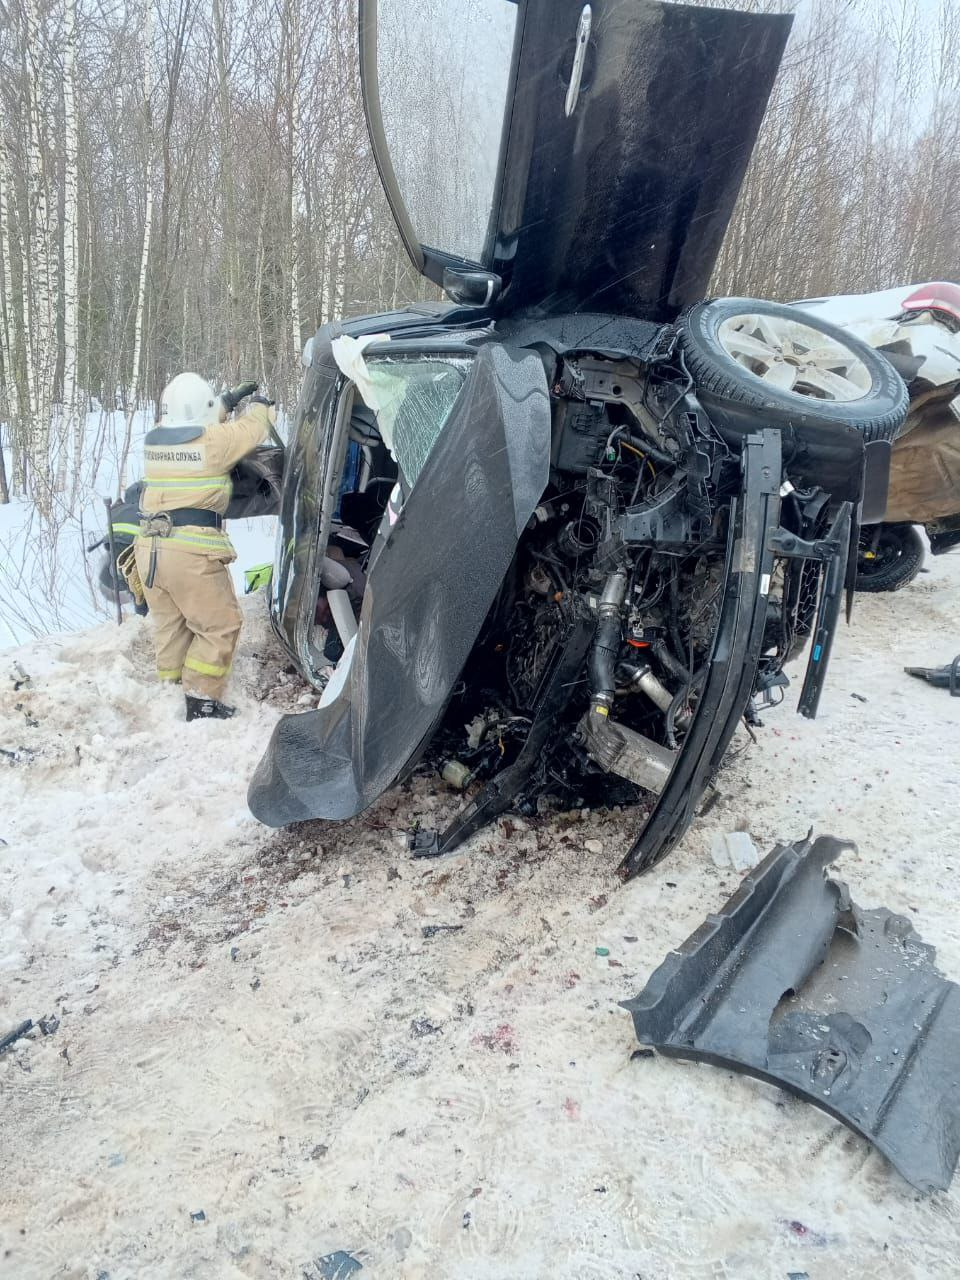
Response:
[122,1,156,488]
[287,0,304,384]
[24,0,54,499]
[0,135,21,500]
[213,0,241,378]
[56,0,80,494]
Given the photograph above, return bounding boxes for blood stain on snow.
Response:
[471,1024,516,1054]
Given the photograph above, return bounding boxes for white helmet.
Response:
[159,372,222,429]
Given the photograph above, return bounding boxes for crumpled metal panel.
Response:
[621,834,960,1192]
[248,344,551,826]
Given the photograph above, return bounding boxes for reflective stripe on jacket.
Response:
[138,403,271,558]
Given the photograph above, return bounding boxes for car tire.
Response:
[678,298,909,453]
[855,522,924,592]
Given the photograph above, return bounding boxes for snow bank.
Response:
[2,559,960,1277]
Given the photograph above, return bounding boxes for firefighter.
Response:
[134,372,275,721]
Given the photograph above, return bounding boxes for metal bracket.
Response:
[620,484,699,549]
[767,527,840,562]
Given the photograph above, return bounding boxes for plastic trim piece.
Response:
[621,834,960,1193]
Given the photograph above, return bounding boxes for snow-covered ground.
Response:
[2,555,960,1278]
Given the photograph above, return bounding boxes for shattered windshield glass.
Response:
[363,356,472,487]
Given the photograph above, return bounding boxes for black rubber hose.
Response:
[664,666,706,750]
[608,426,674,467]
[651,637,688,683]
[529,548,570,596]
[589,614,621,702]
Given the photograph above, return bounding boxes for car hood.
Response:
[248,343,552,826]
[360,0,792,319]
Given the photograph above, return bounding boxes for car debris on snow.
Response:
[0,1015,60,1055]
[708,829,761,871]
[622,833,960,1192]
[306,1250,363,1279]
[0,1019,34,1055]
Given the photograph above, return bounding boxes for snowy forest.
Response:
[0,0,958,636]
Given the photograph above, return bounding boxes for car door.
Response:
[360,0,792,319]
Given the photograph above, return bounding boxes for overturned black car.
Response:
[249,0,908,877]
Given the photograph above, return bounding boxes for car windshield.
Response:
[302,352,472,679]
[363,355,472,487]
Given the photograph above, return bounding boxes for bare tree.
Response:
[57,0,80,493]
[0,0,956,512]
[123,0,157,485]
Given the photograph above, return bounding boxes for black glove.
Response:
[221,380,259,413]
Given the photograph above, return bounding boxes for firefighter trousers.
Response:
[134,542,242,700]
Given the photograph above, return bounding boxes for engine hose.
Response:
[605,426,674,467]
[665,666,706,749]
[588,569,628,706]
[529,547,570,596]
[651,637,688,683]
[624,432,674,466]
[588,613,621,704]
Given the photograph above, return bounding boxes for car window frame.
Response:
[357,0,525,287]
[301,343,478,680]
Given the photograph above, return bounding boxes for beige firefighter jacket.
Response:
[139,402,272,559]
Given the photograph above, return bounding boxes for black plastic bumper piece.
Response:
[796,501,853,719]
[621,834,960,1193]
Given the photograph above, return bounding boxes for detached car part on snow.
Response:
[249,0,910,874]
[622,834,960,1192]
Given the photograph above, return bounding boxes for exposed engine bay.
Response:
[406,338,846,875]
[249,291,908,881]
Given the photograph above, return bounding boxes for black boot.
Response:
[929,530,960,556]
[185,694,237,721]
